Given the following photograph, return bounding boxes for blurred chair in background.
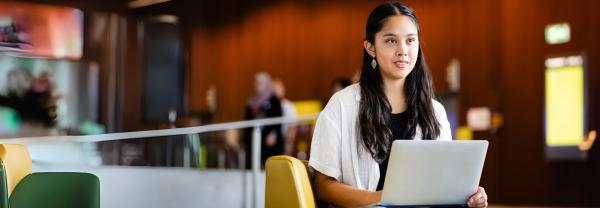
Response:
[0,144,100,208]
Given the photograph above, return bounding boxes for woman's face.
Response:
[365,15,419,81]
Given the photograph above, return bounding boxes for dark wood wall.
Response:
[495,0,600,205]
[185,0,481,122]
[188,1,380,122]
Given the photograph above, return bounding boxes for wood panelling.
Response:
[189,1,382,122]
[498,0,600,205]
[187,1,470,122]
[499,0,548,203]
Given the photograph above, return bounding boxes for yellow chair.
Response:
[0,144,32,196]
[265,155,316,208]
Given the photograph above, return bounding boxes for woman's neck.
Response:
[383,77,407,114]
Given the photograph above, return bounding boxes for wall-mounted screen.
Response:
[0,2,83,59]
[544,54,587,160]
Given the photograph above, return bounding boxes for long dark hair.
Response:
[359,2,440,162]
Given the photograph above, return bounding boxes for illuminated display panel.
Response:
[545,66,583,146]
[544,55,587,160]
[0,2,83,60]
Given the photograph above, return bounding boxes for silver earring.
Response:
[371,57,377,69]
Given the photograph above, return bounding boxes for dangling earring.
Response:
[371,57,377,69]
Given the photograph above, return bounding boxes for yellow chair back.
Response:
[293,100,322,116]
[265,156,316,208]
[293,100,322,124]
[0,144,32,195]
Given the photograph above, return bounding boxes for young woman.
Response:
[308,2,488,207]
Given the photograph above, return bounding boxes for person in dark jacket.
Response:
[243,72,283,169]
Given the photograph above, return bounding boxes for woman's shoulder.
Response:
[431,99,444,109]
[431,99,447,115]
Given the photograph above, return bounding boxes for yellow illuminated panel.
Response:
[293,100,322,124]
[545,66,584,146]
[293,100,322,116]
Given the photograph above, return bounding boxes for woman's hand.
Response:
[467,186,488,207]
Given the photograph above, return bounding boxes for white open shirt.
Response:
[308,84,452,191]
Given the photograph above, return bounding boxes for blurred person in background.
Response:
[272,77,297,156]
[243,72,283,168]
[0,69,58,136]
[330,77,352,95]
[1,70,57,125]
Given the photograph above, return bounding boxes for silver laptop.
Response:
[380,140,488,206]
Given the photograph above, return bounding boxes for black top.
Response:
[377,111,410,191]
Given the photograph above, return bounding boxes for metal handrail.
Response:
[0,114,319,144]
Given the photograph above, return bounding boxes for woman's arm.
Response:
[314,171,381,207]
